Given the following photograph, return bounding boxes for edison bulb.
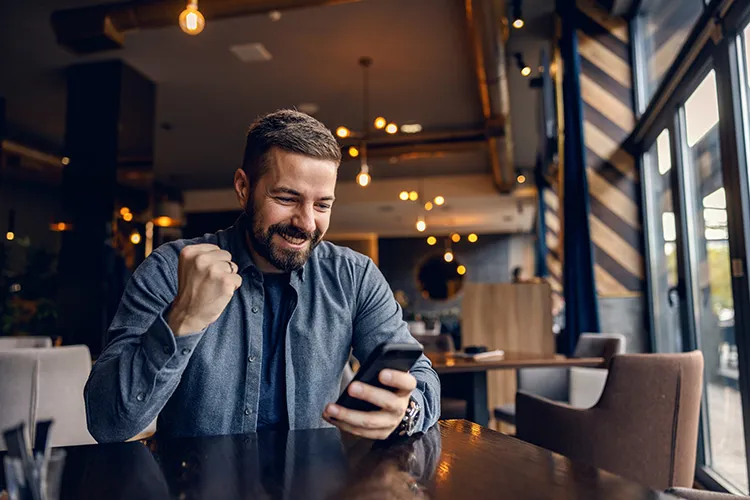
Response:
[385,123,398,134]
[348,146,359,158]
[444,251,454,263]
[374,117,387,129]
[468,233,478,243]
[427,236,437,246]
[416,220,427,232]
[424,201,433,211]
[513,18,524,29]
[451,233,461,243]
[457,265,467,275]
[6,231,14,241]
[130,231,142,245]
[434,196,445,206]
[521,66,531,77]
[399,191,409,201]
[409,191,419,201]
[336,126,350,138]
[179,0,205,35]
[517,174,526,184]
[357,171,371,187]
[123,212,133,222]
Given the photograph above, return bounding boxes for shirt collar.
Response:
[226,213,306,282]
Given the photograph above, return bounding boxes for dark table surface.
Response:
[427,351,606,374]
[2,420,676,499]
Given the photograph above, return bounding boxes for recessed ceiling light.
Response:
[400,123,422,134]
[297,103,319,114]
[229,43,272,63]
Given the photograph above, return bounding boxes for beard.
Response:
[245,201,322,272]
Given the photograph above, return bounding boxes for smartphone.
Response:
[336,343,424,412]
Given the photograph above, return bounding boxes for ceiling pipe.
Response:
[51,0,363,53]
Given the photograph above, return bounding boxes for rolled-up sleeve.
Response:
[351,259,441,432]
[84,244,204,442]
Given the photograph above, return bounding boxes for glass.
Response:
[2,449,66,500]
[635,0,705,109]
[683,70,748,492]
[644,129,682,352]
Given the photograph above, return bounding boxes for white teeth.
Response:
[281,234,306,245]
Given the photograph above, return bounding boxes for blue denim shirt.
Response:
[84,215,440,442]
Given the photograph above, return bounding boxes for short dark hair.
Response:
[241,109,342,186]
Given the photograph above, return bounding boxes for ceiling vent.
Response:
[230,43,272,63]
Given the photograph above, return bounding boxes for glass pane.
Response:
[636,0,704,108]
[683,70,748,493]
[645,129,682,353]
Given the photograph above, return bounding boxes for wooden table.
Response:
[0,420,676,499]
[427,351,606,426]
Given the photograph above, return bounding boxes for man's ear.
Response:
[234,169,250,209]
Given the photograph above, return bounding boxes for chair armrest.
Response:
[568,367,608,408]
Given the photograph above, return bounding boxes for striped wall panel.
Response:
[543,183,562,293]
[576,0,644,296]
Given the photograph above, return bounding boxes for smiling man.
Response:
[84,109,440,442]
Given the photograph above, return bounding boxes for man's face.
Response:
[244,148,337,272]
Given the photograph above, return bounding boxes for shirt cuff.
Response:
[141,311,204,371]
[410,389,428,433]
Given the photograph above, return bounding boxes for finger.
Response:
[323,404,397,432]
[324,415,392,440]
[347,381,408,414]
[224,273,242,291]
[181,243,222,256]
[379,370,417,394]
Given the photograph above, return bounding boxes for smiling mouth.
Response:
[279,233,308,247]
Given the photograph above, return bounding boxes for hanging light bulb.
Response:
[5,231,14,241]
[444,250,454,263]
[130,230,142,245]
[399,191,409,201]
[451,233,461,243]
[468,233,479,243]
[434,196,445,206]
[427,236,437,246]
[408,191,419,201]
[348,146,359,158]
[517,174,527,184]
[123,212,134,222]
[457,265,467,275]
[357,164,371,187]
[179,0,205,35]
[416,216,427,232]
[374,117,387,129]
[336,126,350,138]
[424,201,433,211]
[385,123,398,134]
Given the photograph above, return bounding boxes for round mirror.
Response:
[416,253,465,301]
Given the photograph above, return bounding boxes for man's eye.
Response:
[277,197,295,203]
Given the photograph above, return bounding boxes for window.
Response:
[634,0,705,109]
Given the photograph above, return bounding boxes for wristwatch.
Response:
[394,396,421,437]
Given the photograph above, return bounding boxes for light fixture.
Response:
[123,212,134,222]
[179,0,205,35]
[457,265,466,275]
[357,165,371,187]
[49,222,72,232]
[408,191,419,201]
[336,126,351,138]
[5,231,14,241]
[399,191,410,201]
[434,196,445,206]
[401,123,422,134]
[424,201,433,211]
[468,233,478,243]
[154,216,179,227]
[130,230,142,245]
[119,207,130,216]
[427,236,437,246]
[385,123,398,135]
[451,233,461,243]
[511,0,524,29]
[348,146,359,158]
[515,53,531,77]
[61,156,70,166]
[416,216,427,232]
[374,117,387,129]
[517,174,526,184]
[444,250,454,263]
[6,210,15,242]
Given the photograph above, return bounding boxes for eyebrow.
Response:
[271,186,335,202]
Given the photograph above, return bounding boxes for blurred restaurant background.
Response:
[1,0,750,495]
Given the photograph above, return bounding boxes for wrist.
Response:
[167,302,205,336]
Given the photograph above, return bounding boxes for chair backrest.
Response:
[573,333,626,362]
[0,336,53,349]
[412,334,455,353]
[3,346,96,448]
[0,352,36,450]
[518,351,704,490]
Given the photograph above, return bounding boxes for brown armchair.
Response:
[516,351,704,491]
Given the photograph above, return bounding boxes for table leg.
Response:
[464,372,489,427]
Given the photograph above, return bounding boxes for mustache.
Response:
[268,223,319,242]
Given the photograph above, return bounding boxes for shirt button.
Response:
[181,348,191,355]
[248,355,256,362]
[244,408,252,416]
[251,306,259,314]
[163,346,170,354]
[136,393,145,402]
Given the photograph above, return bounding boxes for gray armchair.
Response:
[0,336,53,349]
[0,352,37,450]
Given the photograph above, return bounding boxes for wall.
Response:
[377,234,533,318]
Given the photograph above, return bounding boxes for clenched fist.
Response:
[167,244,243,336]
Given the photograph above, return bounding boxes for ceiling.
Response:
[0,0,555,191]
